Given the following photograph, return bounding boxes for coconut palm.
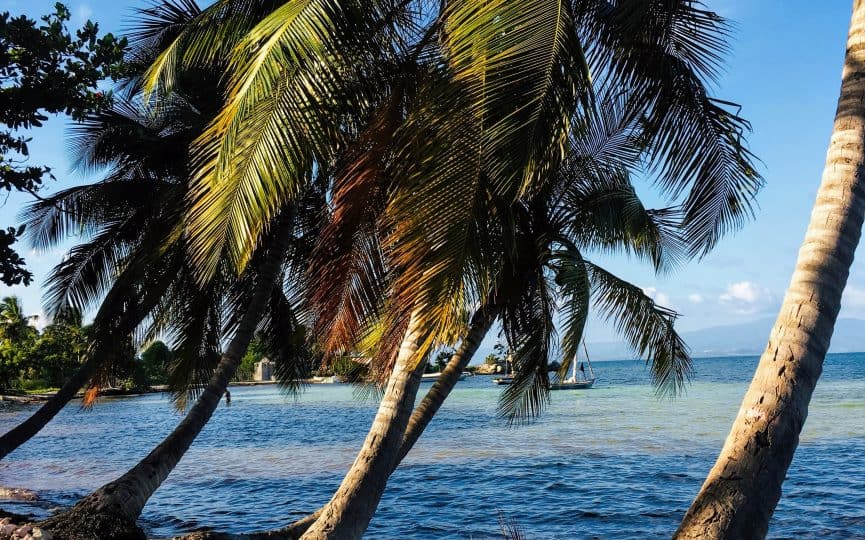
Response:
[138,1,760,537]
[0,296,38,389]
[273,91,692,538]
[675,2,865,538]
[0,0,216,460]
[0,296,36,343]
[38,213,308,540]
[22,3,325,536]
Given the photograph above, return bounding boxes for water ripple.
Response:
[0,354,863,538]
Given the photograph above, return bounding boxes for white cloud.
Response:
[643,287,671,307]
[74,4,93,25]
[719,281,774,314]
[842,285,865,308]
[28,310,48,331]
[688,293,704,304]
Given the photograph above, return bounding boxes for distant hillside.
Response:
[586,318,865,360]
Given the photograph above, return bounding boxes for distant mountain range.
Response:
[585,317,865,360]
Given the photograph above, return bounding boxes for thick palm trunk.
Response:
[0,264,178,461]
[0,355,96,460]
[397,303,496,461]
[675,3,865,538]
[39,235,290,540]
[275,304,495,540]
[301,311,427,539]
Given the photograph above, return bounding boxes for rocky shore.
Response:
[0,513,50,540]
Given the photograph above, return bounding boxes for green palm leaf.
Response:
[585,260,690,396]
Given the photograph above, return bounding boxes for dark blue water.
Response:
[1,354,863,539]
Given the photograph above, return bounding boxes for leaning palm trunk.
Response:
[39,241,291,540]
[171,304,494,540]
[301,311,427,539]
[397,303,497,461]
[675,3,865,538]
[0,278,164,461]
[0,355,97,460]
[276,303,497,539]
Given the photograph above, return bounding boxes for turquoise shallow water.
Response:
[0,353,863,538]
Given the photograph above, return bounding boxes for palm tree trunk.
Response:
[0,263,179,461]
[273,303,496,540]
[0,355,96,460]
[39,232,291,540]
[301,311,427,540]
[397,303,496,461]
[675,3,865,537]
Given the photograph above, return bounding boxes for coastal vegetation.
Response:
[0,1,860,539]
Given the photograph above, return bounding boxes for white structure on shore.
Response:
[254,358,274,381]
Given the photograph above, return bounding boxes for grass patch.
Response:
[23,387,60,395]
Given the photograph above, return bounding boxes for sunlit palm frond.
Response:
[178,0,398,280]
[385,73,495,364]
[440,0,589,196]
[141,0,284,96]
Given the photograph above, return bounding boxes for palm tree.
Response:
[143,1,760,537]
[276,92,693,538]
[675,2,865,538]
[0,296,37,389]
[27,3,325,534]
[0,296,36,343]
[0,0,215,460]
[39,215,300,540]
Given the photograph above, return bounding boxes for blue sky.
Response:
[0,0,860,350]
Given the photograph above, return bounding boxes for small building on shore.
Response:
[254,358,274,381]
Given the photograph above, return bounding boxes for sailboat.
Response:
[550,341,596,390]
[492,351,514,385]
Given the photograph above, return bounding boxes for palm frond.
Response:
[585,261,690,396]
[20,180,176,252]
[163,272,224,410]
[550,247,590,376]
[82,249,184,406]
[141,0,285,96]
[385,73,493,363]
[497,264,555,425]
[41,225,132,317]
[308,88,402,354]
[576,0,762,255]
[67,97,195,178]
[559,170,687,272]
[176,0,397,280]
[440,0,589,196]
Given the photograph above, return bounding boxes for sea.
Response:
[0,353,863,539]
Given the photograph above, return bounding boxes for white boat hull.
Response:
[550,378,595,390]
[421,372,467,383]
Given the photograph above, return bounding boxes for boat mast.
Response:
[582,339,595,379]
